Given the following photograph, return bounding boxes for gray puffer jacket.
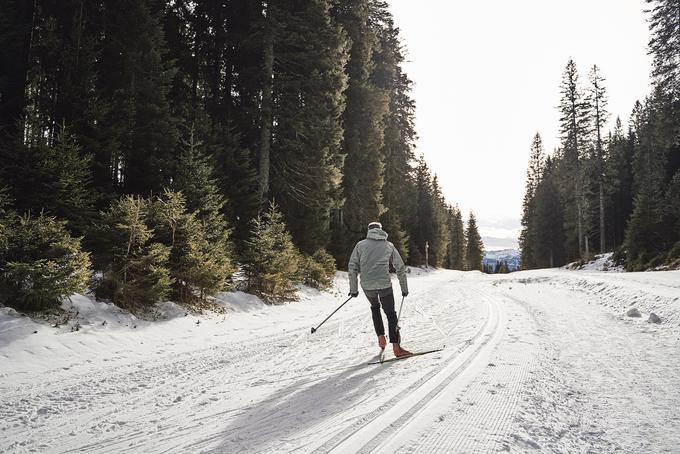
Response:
[348,228,408,295]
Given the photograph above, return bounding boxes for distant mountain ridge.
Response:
[483,249,521,272]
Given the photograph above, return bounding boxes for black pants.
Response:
[365,288,400,343]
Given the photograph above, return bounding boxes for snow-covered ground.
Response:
[1,267,679,453]
[564,252,625,272]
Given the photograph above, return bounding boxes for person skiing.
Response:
[348,221,411,358]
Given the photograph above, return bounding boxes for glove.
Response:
[349,292,359,298]
[402,291,408,297]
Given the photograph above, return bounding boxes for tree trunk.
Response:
[576,183,583,258]
[0,0,36,138]
[599,180,605,253]
[258,17,274,208]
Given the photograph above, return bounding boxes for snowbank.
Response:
[564,252,624,272]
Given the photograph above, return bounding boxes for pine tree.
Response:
[0,125,95,235]
[625,183,664,269]
[0,212,91,312]
[465,211,484,271]
[624,92,672,268]
[646,0,680,96]
[269,0,349,254]
[519,133,545,269]
[376,7,417,265]
[213,125,260,246]
[0,0,35,138]
[242,202,302,302]
[173,125,230,239]
[300,249,337,290]
[428,176,450,267]
[587,65,609,253]
[533,157,566,268]
[662,170,680,262]
[604,117,634,249]
[409,158,435,265]
[151,190,235,303]
[332,0,390,265]
[445,206,466,270]
[94,196,172,309]
[557,59,592,260]
[94,0,177,195]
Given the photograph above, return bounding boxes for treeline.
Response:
[520,0,680,271]
[0,0,483,312]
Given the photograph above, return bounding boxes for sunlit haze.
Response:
[387,0,652,250]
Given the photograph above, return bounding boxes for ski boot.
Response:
[393,344,412,358]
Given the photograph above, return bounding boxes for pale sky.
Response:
[387,0,652,250]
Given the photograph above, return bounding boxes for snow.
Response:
[565,252,625,272]
[2,267,680,453]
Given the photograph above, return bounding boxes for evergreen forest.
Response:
[520,0,680,272]
[0,0,485,311]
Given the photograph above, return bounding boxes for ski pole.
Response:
[397,295,405,322]
[396,295,405,344]
[311,296,353,334]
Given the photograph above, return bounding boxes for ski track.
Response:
[2,269,680,453]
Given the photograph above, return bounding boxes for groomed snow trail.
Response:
[2,269,680,453]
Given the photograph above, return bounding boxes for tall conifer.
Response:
[465,212,484,271]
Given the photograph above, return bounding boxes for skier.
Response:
[348,221,411,358]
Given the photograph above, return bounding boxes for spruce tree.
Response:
[0,212,91,312]
[242,202,302,302]
[624,93,671,268]
[429,176,450,267]
[332,0,390,265]
[376,7,418,265]
[95,0,177,195]
[94,196,172,309]
[604,118,634,249]
[557,59,592,260]
[446,206,466,270]
[519,133,545,269]
[662,170,680,262]
[269,0,349,254]
[151,190,235,303]
[533,157,566,268]
[173,125,231,240]
[0,125,95,235]
[465,212,484,271]
[646,0,680,96]
[0,0,34,138]
[300,249,337,290]
[587,65,609,253]
[409,158,435,265]
[213,126,260,245]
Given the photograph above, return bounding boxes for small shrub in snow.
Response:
[300,249,336,290]
[0,212,91,312]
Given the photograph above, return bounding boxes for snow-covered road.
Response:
[1,269,679,453]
